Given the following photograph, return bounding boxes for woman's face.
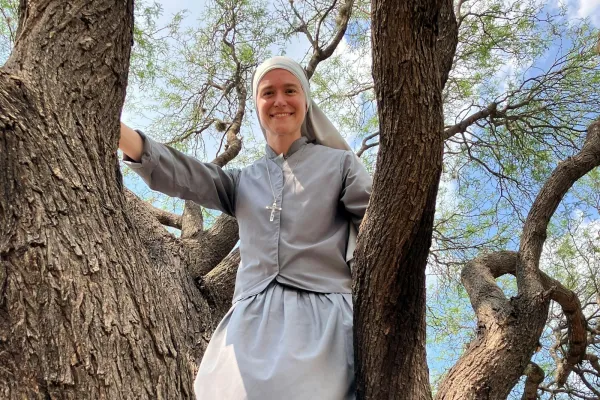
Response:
[256,69,307,142]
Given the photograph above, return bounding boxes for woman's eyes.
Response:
[262,88,297,96]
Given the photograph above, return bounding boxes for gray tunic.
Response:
[125,133,371,399]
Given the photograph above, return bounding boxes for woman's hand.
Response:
[118,122,143,162]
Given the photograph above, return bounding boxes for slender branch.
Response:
[584,354,600,374]
[444,102,498,139]
[573,368,600,398]
[314,0,338,46]
[0,6,15,43]
[210,14,245,168]
[356,131,379,157]
[166,118,215,145]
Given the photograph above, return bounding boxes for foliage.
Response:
[0,0,17,64]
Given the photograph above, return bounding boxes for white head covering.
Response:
[252,56,358,264]
[252,56,351,151]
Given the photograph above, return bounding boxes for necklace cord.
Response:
[265,145,306,207]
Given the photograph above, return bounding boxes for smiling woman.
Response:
[255,69,307,155]
[120,56,372,399]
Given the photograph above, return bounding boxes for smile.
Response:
[271,112,294,118]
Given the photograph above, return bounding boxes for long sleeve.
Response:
[339,151,372,227]
[123,130,239,216]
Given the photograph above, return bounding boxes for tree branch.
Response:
[546,272,588,386]
[461,251,514,327]
[210,21,245,168]
[304,0,355,80]
[521,362,545,400]
[444,103,498,139]
[356,131,379,157]
[198,248,240,321]
[183,214,239,279]
[123,189,182,229]
[181,200,204,239]
[584,354,600,374]
[462,249,589,387]
[518,120,600,297]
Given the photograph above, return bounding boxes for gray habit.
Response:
[125,133,372,400]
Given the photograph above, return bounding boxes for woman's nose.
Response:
[273,92,286,107]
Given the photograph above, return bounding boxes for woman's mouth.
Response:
[271,112,294,119]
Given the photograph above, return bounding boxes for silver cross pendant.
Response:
[265,201,282,222]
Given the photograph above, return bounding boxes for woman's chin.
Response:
[269,130,295,138]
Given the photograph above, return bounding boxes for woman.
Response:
[120,56,371,399]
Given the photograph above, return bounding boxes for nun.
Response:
[119,56,372,399]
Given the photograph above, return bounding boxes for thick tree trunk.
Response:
[0,1,232,398]
[352,0,451,398]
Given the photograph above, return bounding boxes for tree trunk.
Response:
[0,1,230,398]
[352,0,452,398]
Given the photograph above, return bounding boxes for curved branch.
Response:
[210,115,242,167]
[518,120,600,297]
[545,272,588,386]
[460,251,514,327]
[356,131,379,157]
[464,250,588,387]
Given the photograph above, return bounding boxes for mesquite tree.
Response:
[1,0,599,399]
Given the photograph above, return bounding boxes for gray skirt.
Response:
[194,282,355,399]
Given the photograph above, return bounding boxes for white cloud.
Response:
[577,0,600,19]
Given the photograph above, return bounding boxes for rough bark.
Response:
[124,189,183,229]
[0,1,234,398]
[352,0,455,398]
[199,248,241,322]
[183,214,240,280]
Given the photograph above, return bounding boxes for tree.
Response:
[1,0,599,399]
